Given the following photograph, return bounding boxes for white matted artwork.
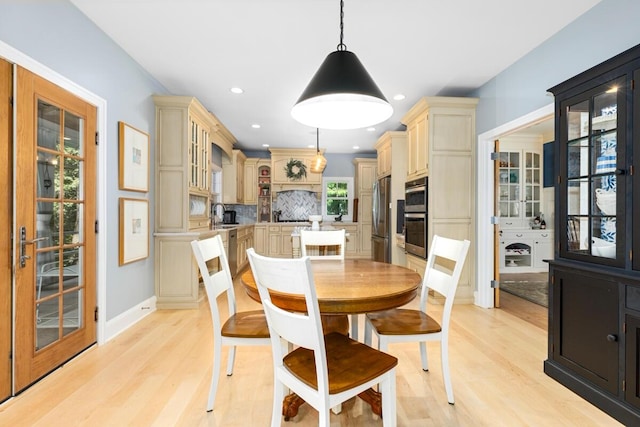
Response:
[119,198,149,265]
[118,121,149,192]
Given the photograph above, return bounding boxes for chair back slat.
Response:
[246,249,327,376]
[300,229,346,260]
[421,235,470,304]
[191,235,237,327]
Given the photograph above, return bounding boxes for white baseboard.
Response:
[101,296,156,344]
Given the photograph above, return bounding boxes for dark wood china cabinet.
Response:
[545,43,640,425]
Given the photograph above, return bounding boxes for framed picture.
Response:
[119,198,149,265]
[119,121,149,192]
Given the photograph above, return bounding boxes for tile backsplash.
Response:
[276,190,321,220]
[226,190,321,223]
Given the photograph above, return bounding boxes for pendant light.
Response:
[291,0,392,130]
[311,128,327,173]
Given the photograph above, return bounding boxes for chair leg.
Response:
[207,341,223,411]
[364,320,373,346]
[419,342,429,371]
[350,314,359,340]
[271,381,286,427]
[318,405,330,427]
[441,340,454,404]
[226,345,237,376]
[380,370,397,427]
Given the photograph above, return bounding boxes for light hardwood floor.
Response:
[0,269,622,426]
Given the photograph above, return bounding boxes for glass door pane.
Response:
[563,81,623,261]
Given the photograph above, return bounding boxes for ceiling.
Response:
[70,0,600,154]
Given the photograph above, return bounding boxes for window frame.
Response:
[321,177,354,222]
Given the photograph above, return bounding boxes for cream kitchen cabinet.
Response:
[353,158,376,258]
[236,225,254,274]
[222,149,246,204]
[354,158,377,193]
[343,224,359,257]
[269,148,323,188]
[406,253,427,278]
[243,158,259,205]
[154,229,227,309]
[266,224,294,258]
[402,97,478,303]
[404,109,428,179]
[253,224,268,255]
[375,138,391,178]
[154,95,234,233]
[153,96,237,309]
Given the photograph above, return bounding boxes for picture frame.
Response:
[118,121,149,192]
[119,198,149,265]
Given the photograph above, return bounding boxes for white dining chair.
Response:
[247,248,398,427]
[299,228,362,339]
[364,235,470,405]
[191,235,271,412]
[299,229,346,260]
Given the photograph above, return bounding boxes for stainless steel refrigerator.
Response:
[372,176,391,263]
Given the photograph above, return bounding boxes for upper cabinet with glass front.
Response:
[498,135,542,228]
[549,43,640,267]
[555,77,626,265]
[154,96,236,232]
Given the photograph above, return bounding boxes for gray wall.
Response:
[0,2,168,320]
[471,0,640,134]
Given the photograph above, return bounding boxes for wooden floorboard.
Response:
[0,270,622,426]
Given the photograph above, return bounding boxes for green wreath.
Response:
[284,158,307,181]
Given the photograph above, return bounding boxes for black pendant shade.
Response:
[291,50,393,130]
[291,0,392,130]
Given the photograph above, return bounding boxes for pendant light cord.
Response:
[316,128,320,153]
[337,0,346,51]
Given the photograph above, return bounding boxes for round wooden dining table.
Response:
[240,258,421,314]
[240,258,422,420]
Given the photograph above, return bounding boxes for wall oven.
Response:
[404,177,428,258]
[404,212,427,258]
[405,177,427,212]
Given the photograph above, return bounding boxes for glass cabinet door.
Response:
[562,77,625,263]
[498,150,541,222]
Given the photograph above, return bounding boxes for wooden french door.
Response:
[14,66,97,392]
[494,139,501,307]
[0,59,12,402]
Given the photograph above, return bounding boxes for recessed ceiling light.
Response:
[262,144,270,147]
[307,144,315,148]
[353,146,360,150]
[251,124,261,129]
[393,94,406,101]
[230,87,244,94]
[366,127,376,132]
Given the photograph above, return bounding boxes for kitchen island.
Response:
[254,222,366,259]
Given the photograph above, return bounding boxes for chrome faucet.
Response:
[211,202,226,228]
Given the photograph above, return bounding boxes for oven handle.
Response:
[405,213,425,218]
[405,185,426,194]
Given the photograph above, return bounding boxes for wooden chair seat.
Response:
[221,310,270,338]
[366,309,442,336]
[283,332,398,394]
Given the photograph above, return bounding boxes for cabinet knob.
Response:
[606,334,618,342]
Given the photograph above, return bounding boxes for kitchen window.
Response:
[322,177,353,222]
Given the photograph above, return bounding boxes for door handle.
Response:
[19,226,46,268]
